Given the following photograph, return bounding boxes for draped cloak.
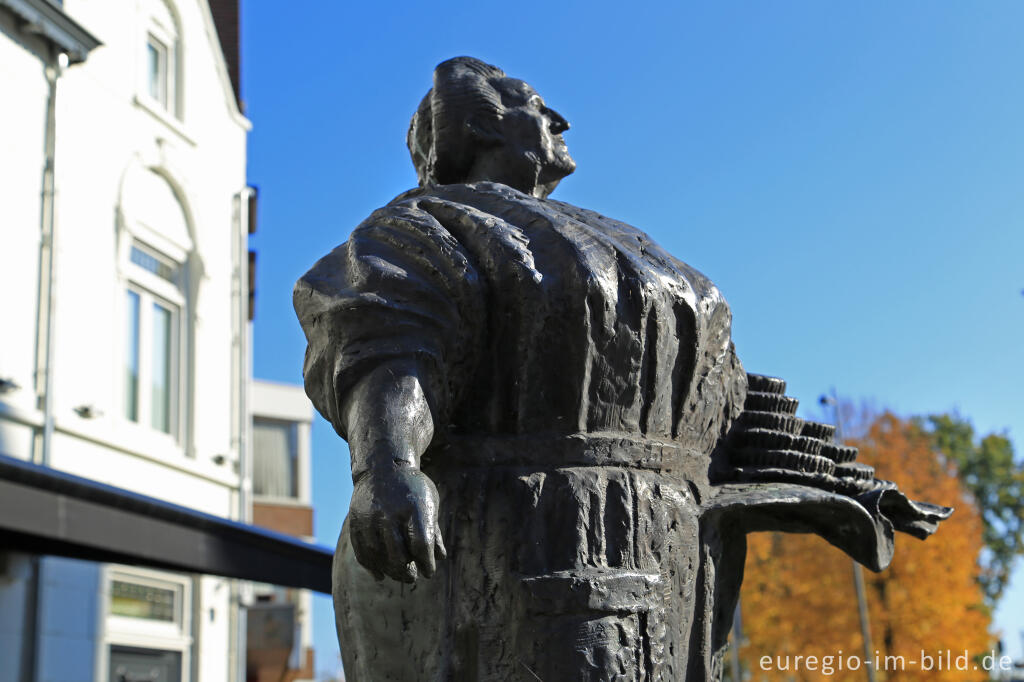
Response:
[295,182,749,681]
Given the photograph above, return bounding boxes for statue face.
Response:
[497,79,575,176]
[474,78,576,198]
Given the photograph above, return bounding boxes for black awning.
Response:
[0,454,333,593]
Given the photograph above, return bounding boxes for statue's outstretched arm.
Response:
[340,358,447,583]
[709,372,953,570]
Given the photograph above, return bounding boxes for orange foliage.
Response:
[738,413,991,681]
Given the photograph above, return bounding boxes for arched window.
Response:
[142,0,182,119]
[119,166,193,440]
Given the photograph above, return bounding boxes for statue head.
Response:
[408,56,576,199]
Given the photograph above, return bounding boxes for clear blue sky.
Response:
[240,2,1024,675]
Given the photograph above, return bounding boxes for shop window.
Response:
[104,568,192,682]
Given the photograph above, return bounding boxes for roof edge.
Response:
[0,0,100,63]
[196,0,247,124]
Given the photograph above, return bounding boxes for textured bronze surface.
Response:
[295,57,952,681]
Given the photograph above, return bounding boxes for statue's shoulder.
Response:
[543,198,725,304]
[338,186,489,274]
[383,182,546,215]
[348,186,454,239]
[383,186,430,206]
[362,184,504,225]
[542,198,641,233]
[359,182,548,239]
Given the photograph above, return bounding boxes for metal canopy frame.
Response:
[0,454,332,593]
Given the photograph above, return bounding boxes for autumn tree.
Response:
[920,413,1023,607]
[738,413,991,681]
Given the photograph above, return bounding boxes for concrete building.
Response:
[0,1,315,680]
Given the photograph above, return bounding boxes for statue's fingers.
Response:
[407,512,436,578]
[381,524,416,583]
[350,525,386,581]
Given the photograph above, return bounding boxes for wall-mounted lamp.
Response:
[72,405,103,419]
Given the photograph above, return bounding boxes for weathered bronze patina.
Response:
[295,57,951,681]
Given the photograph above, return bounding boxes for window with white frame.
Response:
[146,35,170,107]
[253,418,299,499]
[124,242,182,436]
[104,568,192,682]
[142,0,181,118]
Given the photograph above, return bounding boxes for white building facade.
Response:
[0,0,287,680]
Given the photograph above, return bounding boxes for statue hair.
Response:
[408,56,507,187]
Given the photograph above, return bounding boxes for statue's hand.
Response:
[348,465,447,582]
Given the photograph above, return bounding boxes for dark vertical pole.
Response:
[21,555,40,682]
[729,598,743,682]
[851,560,876,681]
[821,389,876,682]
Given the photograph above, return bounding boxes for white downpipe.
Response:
[31,47,66,682]
[36,54,65,468]
[228,186,255,682]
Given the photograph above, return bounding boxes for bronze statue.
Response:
[295,56,951,681]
